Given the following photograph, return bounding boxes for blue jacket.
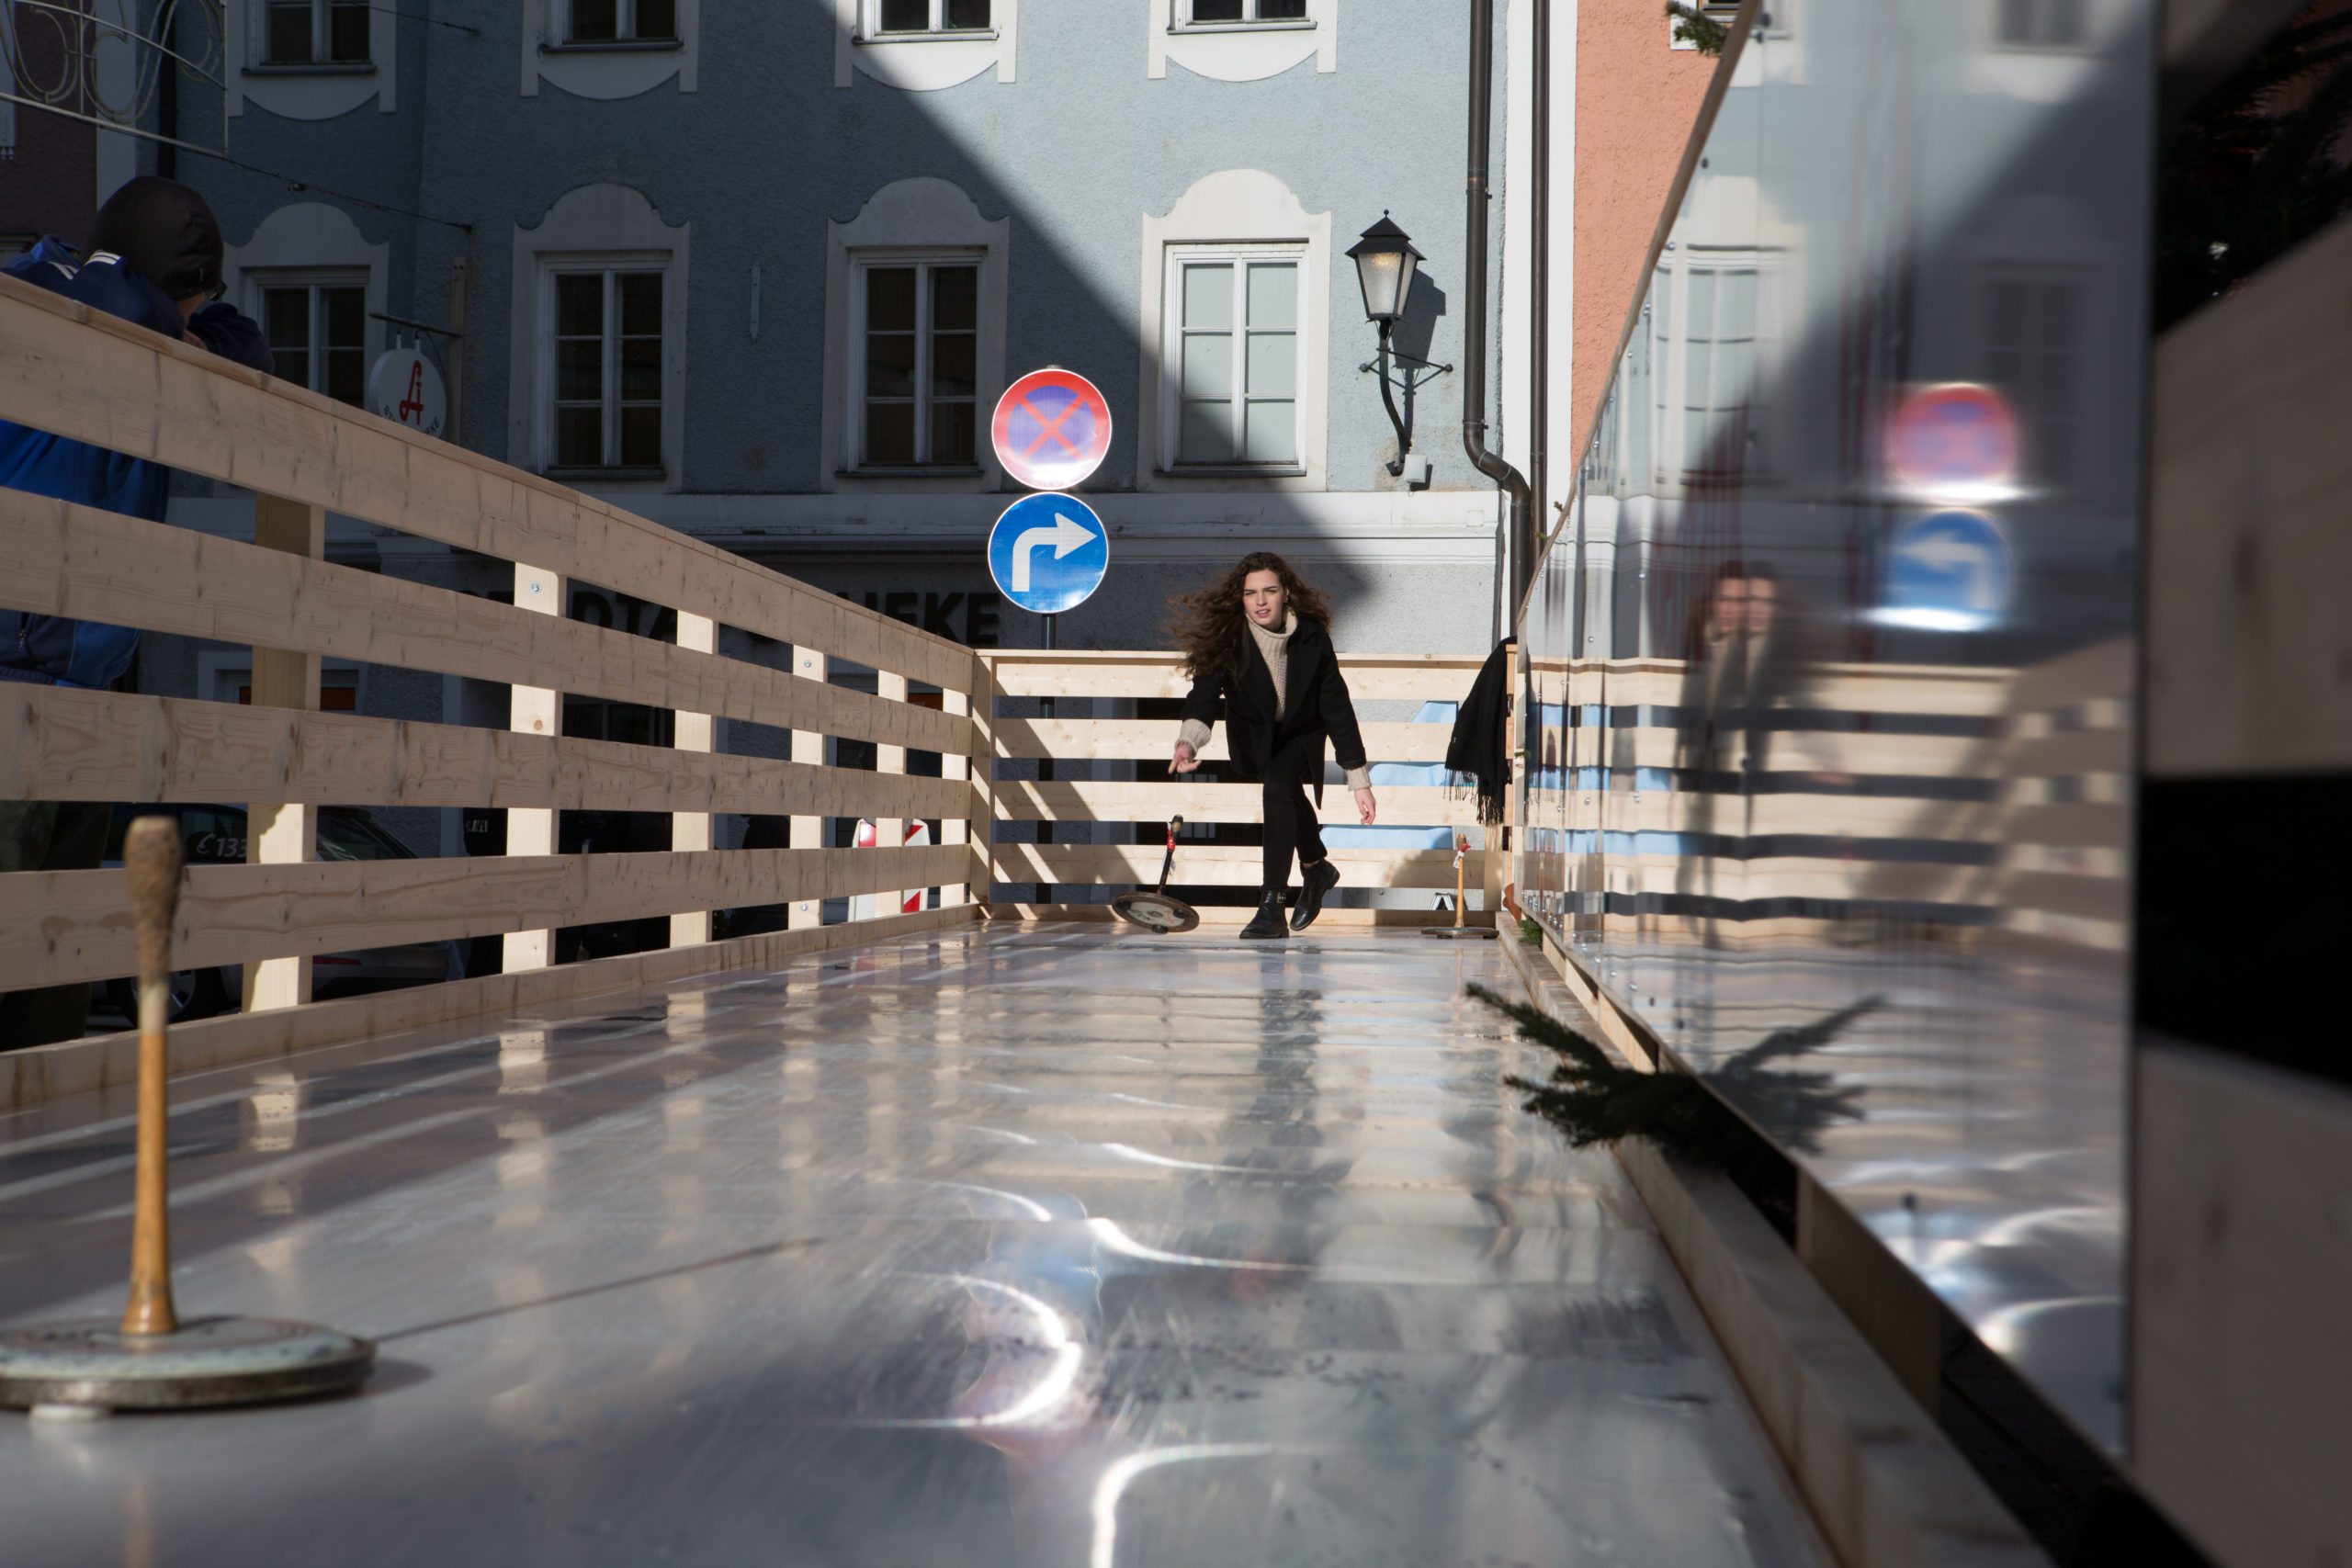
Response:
[0,237,273,688]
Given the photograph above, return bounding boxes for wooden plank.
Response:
[0,843,971,989]
[991,718,1459,763]
[989,842,1481,889]
[983,903,1464,927]
[0,904,984,1112]
[0,683,966,818]
[0,276,972,694]
[980,650,1487,703]
[0,489,967,754]
[2147,211,2352,775]
[989,780,1477,827]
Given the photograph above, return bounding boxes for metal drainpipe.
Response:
[1464,0,1536,625]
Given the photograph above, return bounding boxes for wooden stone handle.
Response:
[121,815,184,1337]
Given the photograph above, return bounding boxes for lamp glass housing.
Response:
[1347,216,1421,325]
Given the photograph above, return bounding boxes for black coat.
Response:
[1180,617,1368,801]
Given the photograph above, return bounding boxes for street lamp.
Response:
[1348,211,1421,324]
[1348,213,1449,481]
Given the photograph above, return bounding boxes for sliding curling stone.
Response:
[0,819,375,1416]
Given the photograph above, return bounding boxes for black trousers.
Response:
[1260,736,1328,894]
[0,799,110,1051]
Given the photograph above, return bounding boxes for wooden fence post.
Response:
[967,654,999,910]
[789,646,828,930]
[939,685,970,908]
[243,493,323,1011]
[876,669,909,915]
[503,564,564,973]
[671,611,717,948]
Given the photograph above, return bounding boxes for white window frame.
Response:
[1148,0,1331,78]
[253,0,374,68]
[821,177,1009,493]
[1645,251,1775,491]
[1170,0,1313,31]
[1160,244,1307,475]
[538,254,672,477]
[247,269,372,407]
[1137,170,1329,491]
[860,0,996,36]
[222,202,389,390]
[846,252,986,473]
[231,0,395,116]
[510,184,690,492]
[550,0,683,48]
[522,0,697,93]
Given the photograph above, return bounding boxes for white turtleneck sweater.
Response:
[1179,611,1371,791]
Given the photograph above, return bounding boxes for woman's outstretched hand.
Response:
[1171,741,1200,775]
[1354,788,1377,826]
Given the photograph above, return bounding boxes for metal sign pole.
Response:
[1038,613,1057,903]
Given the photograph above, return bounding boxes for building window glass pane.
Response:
[1243,263,1298,464]
[264,287,311,389]
[266,1,313,63]
[322,286,366,405]
[554,273,605,468]
[1985,278,2078,484]
[878,0,930,32]
[944,0,990,28]
[571,0,619,42]
[1172,255,1300,468]
[635,0,679,39]
[1258,0,1308,18]
[856,258,983,468]
[865,266,917,464]
[327,1,369,61]
[1192,0,1245,19]
[931,265,978,463]
[616,271,662,464]
[1178,262,1235,463]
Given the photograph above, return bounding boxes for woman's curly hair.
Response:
[1163,551,1334,682]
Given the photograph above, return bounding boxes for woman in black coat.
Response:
[1167,552,1377,939]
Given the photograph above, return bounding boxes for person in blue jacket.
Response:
[0,176,273,1050]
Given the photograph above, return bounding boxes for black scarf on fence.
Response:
[1444,639,1514,826]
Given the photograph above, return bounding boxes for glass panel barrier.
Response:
[1516,0,2154,1452]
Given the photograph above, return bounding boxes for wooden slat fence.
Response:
[0,275,1502,1100]
[0,272,984,1086]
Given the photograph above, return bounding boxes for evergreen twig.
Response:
[1472,982,1872,1180]
[1665,1,1727,56]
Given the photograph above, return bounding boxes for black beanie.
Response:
[87,177,224,301]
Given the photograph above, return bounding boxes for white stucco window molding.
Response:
[521,0,699,97]
[833,0,1017,89]
[820,176,1011,493]
[225,0,396,118]
[1149,0,1334,82]
[509,184,691,493]
[1138,169,1330,492]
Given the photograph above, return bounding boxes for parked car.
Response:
[94,805,460,1023]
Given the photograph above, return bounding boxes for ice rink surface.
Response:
[0,925,1828,1566]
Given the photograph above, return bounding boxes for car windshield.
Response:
[316,813,415,862]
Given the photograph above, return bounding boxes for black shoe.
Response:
[1291,858,1340,931]
[1238,890,1289,940]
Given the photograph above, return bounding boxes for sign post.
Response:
[990,367,1114,902]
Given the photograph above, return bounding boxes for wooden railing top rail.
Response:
[978,648,1487,702]
[0,276,971,693]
